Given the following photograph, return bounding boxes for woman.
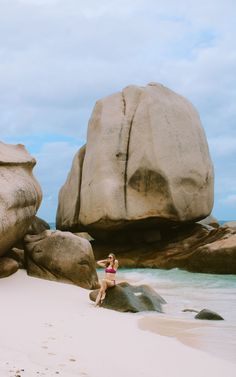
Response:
[95,253,118,306]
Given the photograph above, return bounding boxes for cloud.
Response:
[221,195,236,205]
[0,0,236,220]
[209,137,236,157]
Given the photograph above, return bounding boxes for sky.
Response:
[0,0,235,222]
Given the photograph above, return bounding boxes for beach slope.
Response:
[0,271,235,377]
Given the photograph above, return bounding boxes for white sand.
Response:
[0,270,235,377]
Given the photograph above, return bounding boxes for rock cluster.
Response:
[2,82,236,280]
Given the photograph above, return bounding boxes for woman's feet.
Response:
[95,290,106,307]
[100,292,106,303]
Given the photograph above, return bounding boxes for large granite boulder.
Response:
[92,224,236,274]
[0,142,42,257]
[57,83,214,239]
[89,282,166,312]
[24,230,99,289]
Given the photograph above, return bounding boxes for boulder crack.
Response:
[124,94,141,211]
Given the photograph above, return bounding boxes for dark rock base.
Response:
[92,224,236,274]
[90,282,166,312]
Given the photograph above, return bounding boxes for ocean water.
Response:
[118,268,236,321]
[116,268,236,363]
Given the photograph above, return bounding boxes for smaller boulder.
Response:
[195,309,224,320]
[0,257,19,278]
[90,282,166,312]
[24,230,99,289]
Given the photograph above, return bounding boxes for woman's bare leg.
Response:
[101,280,115,302]
[95,290,102,306]
[95,280,107,306]
[95,279,115,306]
[100,280,108,302]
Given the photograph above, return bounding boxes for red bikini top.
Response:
[105,267,116,274]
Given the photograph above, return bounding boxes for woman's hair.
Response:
[107,253,116,267]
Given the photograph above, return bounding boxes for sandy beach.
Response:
[0,270,235,377]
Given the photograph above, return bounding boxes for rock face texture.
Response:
[89,282,166,312]
[0,142,42,257]
[27,216,50,235]
[57,83,214,239]
[92,224,236,274]
[24,230,99,289]
[0,257,19,278]
[195,309,224,320]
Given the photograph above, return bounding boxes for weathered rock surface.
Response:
[24,230,99,289]
[0,257,19,278]
[195,309,224,320]
[27,216,50,235]
[5,248,25,269]
[92,224,236,274]
[0,142,42,257]
[73,232,94,242]
[57,83,214,239]
[90,282,166,312]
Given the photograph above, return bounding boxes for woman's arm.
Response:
[114,260,119,270]
[96,259,108,267]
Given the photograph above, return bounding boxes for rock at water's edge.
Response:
[195,309,224,320]
[90,282,166,312]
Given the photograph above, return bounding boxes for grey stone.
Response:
[195,309,224,320]
[90,282,166,312]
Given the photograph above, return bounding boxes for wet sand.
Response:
[138,315,236,364]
